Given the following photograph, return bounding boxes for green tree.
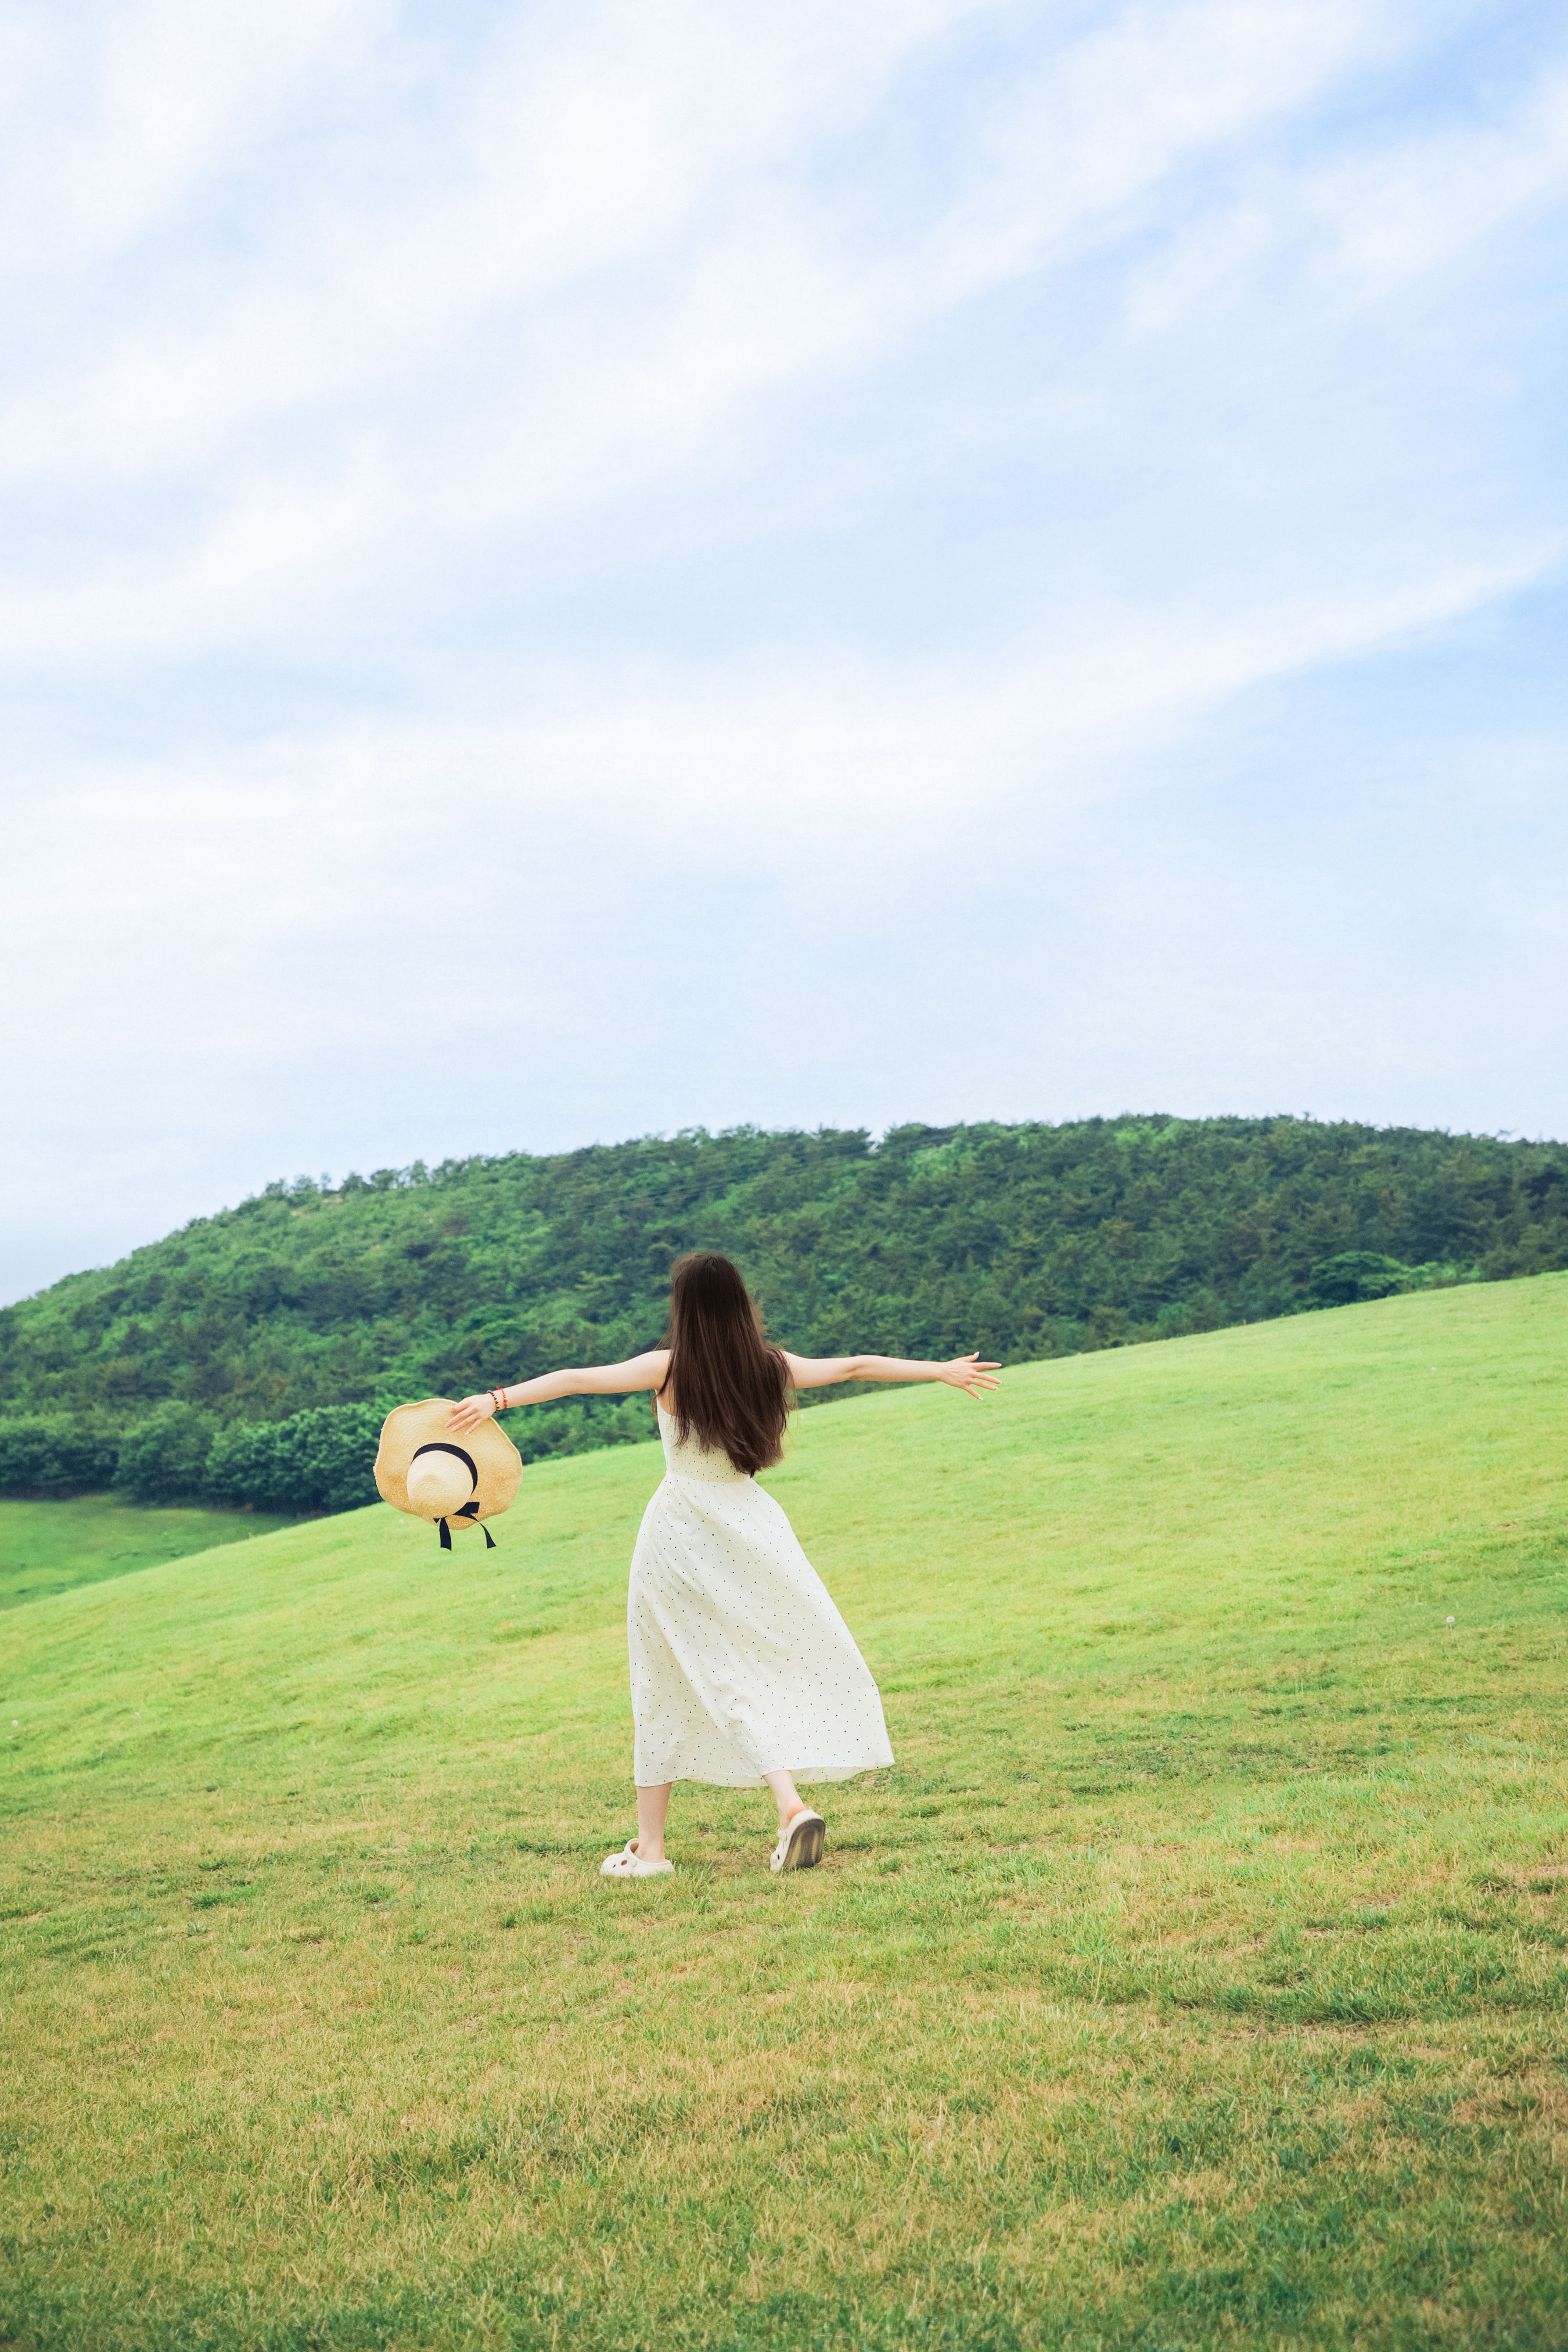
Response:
[1,1116,1563,1512]
[113,1404,217,1503]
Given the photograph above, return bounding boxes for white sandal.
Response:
[770,1809,825,1874]
[599,1839,674,1879]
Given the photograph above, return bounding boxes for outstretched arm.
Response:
[447,1349,670,1433]
[782,1350,1000,1398]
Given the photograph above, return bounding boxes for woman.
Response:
[448,1253,998,1877]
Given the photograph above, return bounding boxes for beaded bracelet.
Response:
[490,1387,508,1414]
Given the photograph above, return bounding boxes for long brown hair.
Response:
[659,1253,790,1475]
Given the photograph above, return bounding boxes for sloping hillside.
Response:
[2,1276,1565,2349]
[2,1114,1565,1506]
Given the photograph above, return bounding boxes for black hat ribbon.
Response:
[409,1441,497,1549]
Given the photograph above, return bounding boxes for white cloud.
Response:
[0,0,1460,685]
[0,0,384,269]
[0,1,986,480]
[2,0,1566,1296]
[1127,48,1568,335]
[0,0,1421,633]
[7,531,1549,980]
[937,0,1409,284]
[1310,66,1568,294]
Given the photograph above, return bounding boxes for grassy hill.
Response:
[3,1114,1565,1510]
[2,1274,1565,2350]
[0,1497,304,1613]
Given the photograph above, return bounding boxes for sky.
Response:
[2,0,1566,1306]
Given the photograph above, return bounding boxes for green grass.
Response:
[2,1275,1565,2351]
[0,1494,304,1612]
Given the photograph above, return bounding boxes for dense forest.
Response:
[2,1115,1564,1511]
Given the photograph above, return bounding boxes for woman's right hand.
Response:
[447,1393,498,1434]
[937,1353,1001,1397]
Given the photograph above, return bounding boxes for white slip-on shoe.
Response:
[599,1840,674,1879]
[770,1810,825,1874]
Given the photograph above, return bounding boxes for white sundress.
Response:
[625,1405,896,1788]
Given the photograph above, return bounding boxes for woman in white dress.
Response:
[448,1254,998,1876]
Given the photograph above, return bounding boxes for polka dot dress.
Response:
[626,1408,896,1788]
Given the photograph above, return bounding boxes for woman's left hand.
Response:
[447,1393,497,1434]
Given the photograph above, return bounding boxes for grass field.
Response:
[0,1497,304,1613]
[2,1276,1565,2351]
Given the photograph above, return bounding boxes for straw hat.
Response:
[375,1398,522,1549]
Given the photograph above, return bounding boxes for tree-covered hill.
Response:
[2,1114,1564,1508]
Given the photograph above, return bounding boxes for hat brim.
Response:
[375,1398,523,1525]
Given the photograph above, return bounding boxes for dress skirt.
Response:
[627,1425,896,1788]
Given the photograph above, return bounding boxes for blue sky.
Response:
[2,0,1565,1303]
